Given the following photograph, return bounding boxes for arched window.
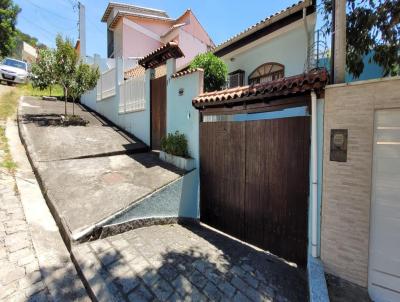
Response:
[248,63,284,85]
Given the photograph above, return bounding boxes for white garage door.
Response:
[369,109,400,302]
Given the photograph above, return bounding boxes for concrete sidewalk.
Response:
[19,97,147,162]
[1,117,89,301]
[18,97,185,242]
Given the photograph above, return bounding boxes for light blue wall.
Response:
[167,71,202,166]
[107,169,199,225]
[318,52,384,83]
[223,21,314,84]
[166,67,203,218]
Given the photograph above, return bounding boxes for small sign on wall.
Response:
[330,129,348,162]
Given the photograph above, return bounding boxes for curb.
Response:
[308,255,330,302]
[17,98,75,250]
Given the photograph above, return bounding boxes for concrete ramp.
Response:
[18,97,198,246]
[35,153,186,242]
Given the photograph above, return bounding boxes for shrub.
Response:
[189,52,227,92]
[161,131,189,158]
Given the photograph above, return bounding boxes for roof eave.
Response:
[109,11,173,29]
[101,2,170,23]
[213,0,314,56]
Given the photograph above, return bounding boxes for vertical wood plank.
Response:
[151,75,167,149]
[200,113,310,266]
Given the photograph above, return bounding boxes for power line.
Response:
[23,0,76,22]
[19,15,57,40]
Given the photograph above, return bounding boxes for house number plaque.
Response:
[330,129,348,162]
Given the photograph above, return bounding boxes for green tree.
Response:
[321,0,400,78]
[189,52,227,92]
[54,35,78,115]
[31,48,56,95]
[70,61,100,115]
[0,0,21,58]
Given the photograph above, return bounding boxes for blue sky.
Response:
[14,0,316,58]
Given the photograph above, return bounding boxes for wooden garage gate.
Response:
[199,101,311,266]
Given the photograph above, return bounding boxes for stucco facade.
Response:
[222,17,315,84]
[321,77,400,287]
[102,2,213,66]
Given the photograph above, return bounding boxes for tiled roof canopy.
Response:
[213,0,314,57]
[192,69,328,108]
[138,42,184,69]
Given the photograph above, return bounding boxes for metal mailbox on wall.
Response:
[330,129,348,162]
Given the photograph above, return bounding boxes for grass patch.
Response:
[0,126,16,171]
[0,89,20,120]
[22,83,63,97]
[0,86,21,171]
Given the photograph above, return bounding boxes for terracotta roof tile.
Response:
[193,69,328,108]
[171,68,204,78]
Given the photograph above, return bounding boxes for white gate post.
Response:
[115,57,124,123]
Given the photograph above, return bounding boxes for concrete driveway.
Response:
[73,223,308,302]
[18,97,184,241]
[19,97,148,161]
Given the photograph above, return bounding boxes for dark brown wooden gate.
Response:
[150,75,166,150]
[200,115,310,266]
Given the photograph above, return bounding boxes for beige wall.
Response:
[321,77,400,287]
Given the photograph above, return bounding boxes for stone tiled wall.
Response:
[321,77,400,287]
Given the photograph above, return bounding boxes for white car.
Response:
[0,58,29,85]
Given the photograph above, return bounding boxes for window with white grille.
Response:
[119,74,146,113]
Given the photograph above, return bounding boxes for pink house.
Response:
[101,2,214,69]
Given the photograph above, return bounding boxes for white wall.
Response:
[222,17,315,84]
[81,58,150,145]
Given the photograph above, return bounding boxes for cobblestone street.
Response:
[74,224,308,302]
[0,158,51,301]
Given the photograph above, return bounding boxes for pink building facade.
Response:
[101,3,214,69]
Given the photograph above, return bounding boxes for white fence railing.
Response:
[97,68,116,100]
[119,74,146,113]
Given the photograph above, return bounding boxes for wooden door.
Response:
[200,114,310,266]
[150,76,166,150]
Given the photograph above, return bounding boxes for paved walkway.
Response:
[0,130,52,301]
[0,94,89,301]
[73,224,308,302]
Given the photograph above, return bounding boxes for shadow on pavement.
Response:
[70,223,308,301]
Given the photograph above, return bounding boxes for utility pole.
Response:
[79,2,86,62]
[332,0,346,83]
